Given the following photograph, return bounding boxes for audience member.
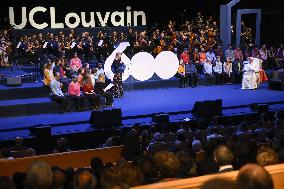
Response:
[237,163,274,189]
[213,145,234,173]
[25,161,53,189]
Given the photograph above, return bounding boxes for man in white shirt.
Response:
[50,73,69,113]
[204,59,215,85]
[206,48,216,63]
[241,57,258,89]
[213,56,223,85]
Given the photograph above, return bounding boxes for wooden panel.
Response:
[0,145,124,177]
[132,163,284,189]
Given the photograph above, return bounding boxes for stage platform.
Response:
[0,82,284,141]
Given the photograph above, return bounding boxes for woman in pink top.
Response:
[70,53,82,72]
[68,77,85,111]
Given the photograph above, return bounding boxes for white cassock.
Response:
[241,61,258,89]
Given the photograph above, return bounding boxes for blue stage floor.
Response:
[0,83,283,132]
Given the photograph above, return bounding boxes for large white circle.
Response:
[154,51,179,80]
[131,52,155,81]
[121,54,131,81]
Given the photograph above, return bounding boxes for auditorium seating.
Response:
[132,163,284,189]
[0,145,124,177]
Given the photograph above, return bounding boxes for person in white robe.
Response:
[241,57,258,89]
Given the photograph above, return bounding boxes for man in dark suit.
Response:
[213,145,234,173]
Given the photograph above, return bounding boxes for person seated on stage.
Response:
[50,73,70,113]
[185,61,198,87]
[53,59,61,76]
[70,52,82,73]
[232,59,243,84]
[180,48,190,65]
[197,48,206,74]
[68,77,85,111]
[213,56,223,85]
[77,68,85,86]
[223,58,233,84]
[82,75,100,110]
[254,56,268,86]
[206,47,216,64]
[204,58,215,85]
[59,58,70,78]
[234,45,244,64]
[94,73,113,107]
[225,44,235,62]
[214,45,223,60]
[192,48,200,64]
[53,138,71,153]
[177,60,186,88]
[43,62,54,88]
[90,68,97,86]
[95,63,105,80]
[241,57,259,90]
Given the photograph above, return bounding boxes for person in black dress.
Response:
[111,52,125,98]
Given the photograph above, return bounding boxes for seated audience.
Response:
[185,61,198,87]
[53,138,71,153]
[50,73,70,113]
[94,74,113,107]
[52,169,65,189]
[26,161,53,189]
[223,58,233,84]
[225,44,235,62]
[68,77,85,111]
[213,56,223,85]
[70,53,82,73]
[73,169,97,189]
[237,163,274,189]
[256,146,279,166]
[213,145,234,173]
[177,60,187,88]
[0,176,16,189]
[82,75,100,110]
[43,62,54,87]
[197,48,206,74]
[153,151,181,181]
[204,59,215,85]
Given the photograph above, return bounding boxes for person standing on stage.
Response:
[111,52,125,98]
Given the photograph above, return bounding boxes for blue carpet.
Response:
[0,83,283,131]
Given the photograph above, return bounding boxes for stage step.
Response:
[0,76,208,100]
[0,84,49,100]
[0,98,59,118]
